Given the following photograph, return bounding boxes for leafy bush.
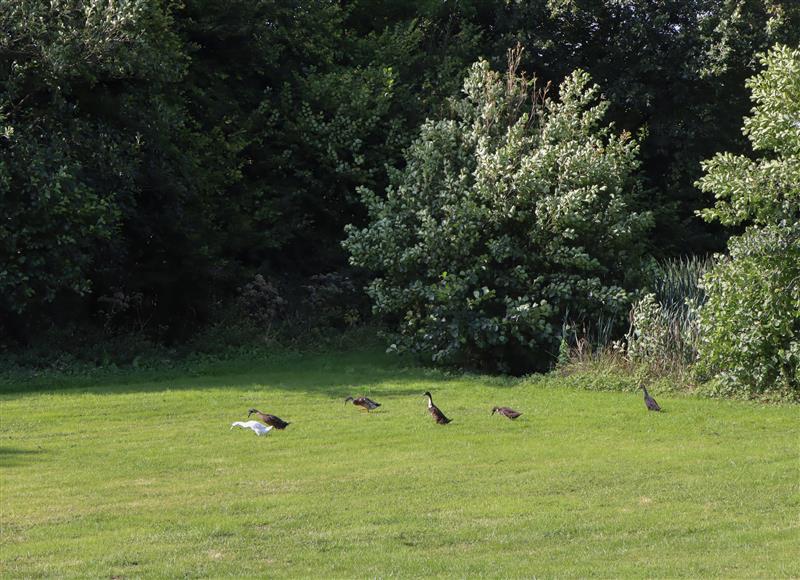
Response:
[345,48,652,373]
[0,2,483,340]
[236,275,286,329]
[695,226,799,398]
[695,45,800,399]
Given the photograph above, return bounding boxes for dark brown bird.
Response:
[423,391,451,424]
[248,408,290,429]
[344,396,381,412]
[491,406,522,419]
[640,385,661,412]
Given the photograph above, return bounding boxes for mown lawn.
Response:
[1,347,798,578]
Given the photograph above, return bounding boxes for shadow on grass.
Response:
[0,346,514,400]
[0,447,46,468]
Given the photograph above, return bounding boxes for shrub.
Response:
[236,275,286,329]
[344,47,652,373]
[695,45,800,399]
[695,226,799,398]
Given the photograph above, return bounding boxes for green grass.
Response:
[1,347,798,578]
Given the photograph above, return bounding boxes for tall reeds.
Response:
[626,255,714,374]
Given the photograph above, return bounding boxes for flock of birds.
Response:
[230,385,661,436]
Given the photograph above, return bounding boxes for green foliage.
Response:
[696,45,800,399]
[345,51,652,372]
[696,225,800,399]
[0,135,121,311]
[4,0,798,371]
[0,0,482,339]
[493,0,800,254]
[627,256,713,373]
[0,0,185,314]
[302,272,365,329]
[236,274,286,329]
[698,44,800,228]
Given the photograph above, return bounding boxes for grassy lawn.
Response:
[1,347,798,578]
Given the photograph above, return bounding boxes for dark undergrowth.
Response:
[0,324,385,393]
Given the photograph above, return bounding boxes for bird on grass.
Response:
[640,385,661,412]
[231,421,273,436]
[491,406,522,420]
[344,396,381,412]
[423,391,451,424]
[248,408,291,429]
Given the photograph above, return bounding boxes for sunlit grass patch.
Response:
[1,348,798,577]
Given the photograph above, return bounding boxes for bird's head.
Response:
[247,408,258,417]
[491,406,498,415]
[422,391,432,398]
[344,396,354,405]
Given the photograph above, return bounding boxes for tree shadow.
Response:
[0,447,45,468]
[0,343,530,403]
[0,347,479,400]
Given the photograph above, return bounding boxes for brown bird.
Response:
[248,408,290,429]
[640,385,661,412]
[344,396,381,412]
[423,391,451,424]
[491,406,522,420]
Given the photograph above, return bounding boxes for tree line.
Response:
[2,1,798,392]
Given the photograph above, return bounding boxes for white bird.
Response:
[231,421,274,436]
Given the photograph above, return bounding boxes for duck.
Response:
[491,406,522,419]
[640,385,661,412]
[423,391,451,424]
[248,408,291,429]
[344,396,381,412]
[231,421,273,436]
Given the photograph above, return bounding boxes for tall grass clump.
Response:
[556,256,713,389]
[626,256,714,375]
